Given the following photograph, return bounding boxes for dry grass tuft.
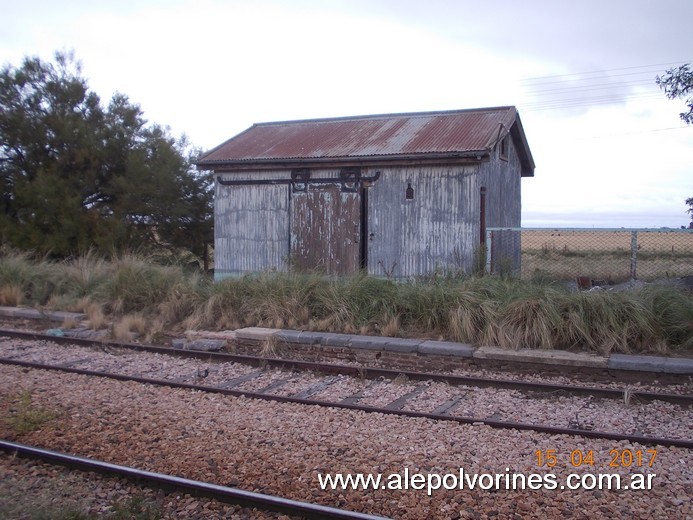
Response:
[260,334,280,357]
[0,284,22,306]
[381,315,401,337]
[490,296,564,349]
[448,292,495,344]
[112,314,148,341]
[145,318,166,344]
[84,302,107,330]
[60,317,79,329]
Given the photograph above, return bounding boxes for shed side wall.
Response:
[479,136,523,273]
[367,165,480,278]
[214,171,290,279]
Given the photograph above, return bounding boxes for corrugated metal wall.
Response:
[367,166,480,278]
[479,137,523,273]
[214,171,290,279]
[214,150,524,279]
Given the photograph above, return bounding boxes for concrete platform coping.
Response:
[231,327,692,374]
[0,306,690,375]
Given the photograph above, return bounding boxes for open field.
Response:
[520,229,693,281]
[522,229,693,253]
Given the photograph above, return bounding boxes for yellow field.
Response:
[519,229,693,281]
[522,229,693,253]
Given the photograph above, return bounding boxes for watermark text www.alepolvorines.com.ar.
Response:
[316,468,656,496]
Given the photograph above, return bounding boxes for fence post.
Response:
[630,230,638,280]
[485,229,492,274]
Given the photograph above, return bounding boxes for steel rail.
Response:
[1,357,691,449]
[0,440,387,520]
[0,328,690,406]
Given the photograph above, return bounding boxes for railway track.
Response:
[1,330,691,448]
[0,440,386,520]
[0,328,690,398]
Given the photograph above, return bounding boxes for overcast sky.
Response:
[2,0,692,228]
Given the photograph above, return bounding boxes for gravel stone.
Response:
[1,364,691,519]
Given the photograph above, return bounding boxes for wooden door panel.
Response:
[291,184,361,275]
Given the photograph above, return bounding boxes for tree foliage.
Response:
[656,63,693,124]
[0,51,212,262]
[656,65,693,229]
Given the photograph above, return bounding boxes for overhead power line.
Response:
[520,61,691,83]
[575,126,692,140]
[519,92,662,112]
[526,79,656,97]
[515,61,692,112]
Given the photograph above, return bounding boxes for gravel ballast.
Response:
[2,338,691,440]
[0,365,690,519]
[0,452,291,519]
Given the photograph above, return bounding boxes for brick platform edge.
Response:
[0,306,691,375]
[222,327,693,376]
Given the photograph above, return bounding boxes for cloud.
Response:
[2,0,692,229]
[350,0,693,69]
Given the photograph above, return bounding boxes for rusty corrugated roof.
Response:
[198,106,533,174]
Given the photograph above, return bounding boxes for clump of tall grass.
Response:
[486,290,565,349]
[447,289,496,343]
[312,273,399,332]
[442,278,676,354]
[83,300,107,330]
[0,284,22,306]
[184,272,322,331]
[98,253,188,315]
[241,272,321,328]
[112,313,148,341]
[0,248,691,354]
[158,269,210,325]
[185,277,245,330]
[0,249,35,289]
[0,248,58,305]
[640,284,693,350]
[397,280,461,336]
[557,290,660,354]
[55,249,113,298]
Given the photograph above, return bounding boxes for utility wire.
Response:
[575,126,692,140]
[525,77,657,93]
[521,69,674,88]
[520,61,691,83]
[519,92,662,112]
[514,61,692,111]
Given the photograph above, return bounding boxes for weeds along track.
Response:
[0,331,691,448]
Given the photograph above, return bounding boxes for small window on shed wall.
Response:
[499,136,509,161]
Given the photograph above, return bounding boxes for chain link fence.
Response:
[486,227,693,282]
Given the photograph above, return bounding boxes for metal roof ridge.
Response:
[252,106,518,127]
[480,106,518,151]
[198,149,488,164]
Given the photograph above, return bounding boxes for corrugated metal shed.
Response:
[205,105,534,279]
[197,106,534,177]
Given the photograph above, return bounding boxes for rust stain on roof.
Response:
[198,106,531,170]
